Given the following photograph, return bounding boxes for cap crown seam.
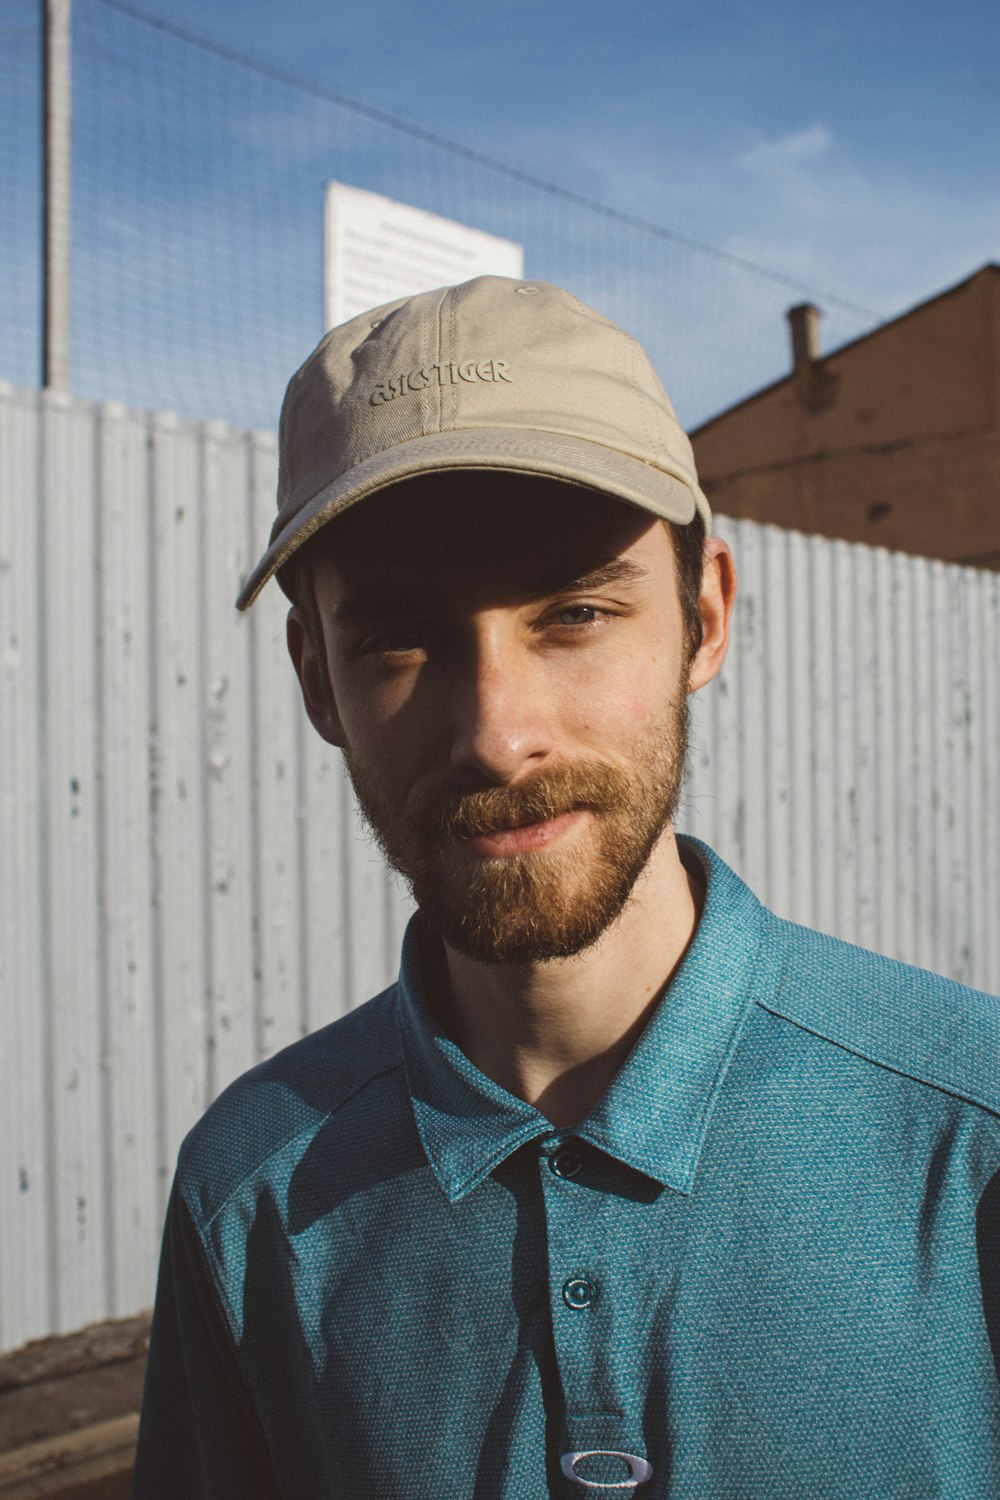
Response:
[626,334,659,472]
[446,285,458,429]
[430,288,444,435]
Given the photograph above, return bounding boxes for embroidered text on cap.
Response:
[370,358,512,405]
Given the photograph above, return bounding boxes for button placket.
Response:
[541,1139,602,1333]
[539,1141,650,1483]
[546,1143,598,1325]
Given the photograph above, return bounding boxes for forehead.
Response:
[303,471,674,608]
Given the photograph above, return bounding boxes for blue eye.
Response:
[554,605,599,626]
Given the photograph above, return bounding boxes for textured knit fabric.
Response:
[131,838,1000,1498]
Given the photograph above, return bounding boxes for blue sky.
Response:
[156,0,997,305]
[1,0,996,428]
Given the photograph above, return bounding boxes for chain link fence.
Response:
[1,0,884,433]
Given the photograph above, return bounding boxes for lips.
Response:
[459,802,578,837]
[466,808,584,857]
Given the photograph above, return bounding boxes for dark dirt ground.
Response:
[0,1314,149,1496]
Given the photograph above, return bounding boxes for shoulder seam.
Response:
[186,1053,406,1233]
[180,1190,245,1346]
[755,998,1000,1122]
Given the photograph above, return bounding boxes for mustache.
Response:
[410,761,632,841]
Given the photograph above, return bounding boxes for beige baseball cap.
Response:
[236,275,711,610]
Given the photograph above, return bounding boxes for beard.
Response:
[343,687,690,966]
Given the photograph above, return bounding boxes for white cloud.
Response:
[722,125,999,315]
[738,123,836,170]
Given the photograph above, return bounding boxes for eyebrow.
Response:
[330,557,651,629]
[332,596,406,628]
[545,557,651,594]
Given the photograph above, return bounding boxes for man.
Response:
[132,277,1000,1497]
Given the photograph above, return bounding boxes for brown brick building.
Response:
[691,264,1000,569]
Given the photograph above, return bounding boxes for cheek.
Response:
[561,646,676,745]
[334,678,438,774]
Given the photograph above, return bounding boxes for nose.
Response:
[448,624,554,783]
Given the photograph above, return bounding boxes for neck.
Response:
[426,829,703,1127]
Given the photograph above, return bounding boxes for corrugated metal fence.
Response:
[2,383,998,1354]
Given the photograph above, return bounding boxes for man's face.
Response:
[291,474,713,965]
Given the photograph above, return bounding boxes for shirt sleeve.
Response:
[978,1166,1000,1386]
[131,1177,283,1499]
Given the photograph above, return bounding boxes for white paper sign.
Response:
[324,182,524,330]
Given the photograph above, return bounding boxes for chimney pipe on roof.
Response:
[787,303,821,374]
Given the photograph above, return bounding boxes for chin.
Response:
[416,846,639,966]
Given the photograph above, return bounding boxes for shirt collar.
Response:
[396,837,771,1202]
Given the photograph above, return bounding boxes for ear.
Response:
[687,536,736,694]
[287,605,346,747]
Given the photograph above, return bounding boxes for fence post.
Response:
[43,0,72,391]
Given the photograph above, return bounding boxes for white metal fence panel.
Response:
[684,520,1000,991]
[1,383,998,1353]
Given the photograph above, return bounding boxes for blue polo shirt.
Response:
[132,838,1000,1498]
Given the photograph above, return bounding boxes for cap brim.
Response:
[236,426,710,610]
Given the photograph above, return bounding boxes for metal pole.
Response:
[43,0,71,391]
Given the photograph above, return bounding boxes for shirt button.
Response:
[549,1148,583,1179]
[563,1277,598,1309]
